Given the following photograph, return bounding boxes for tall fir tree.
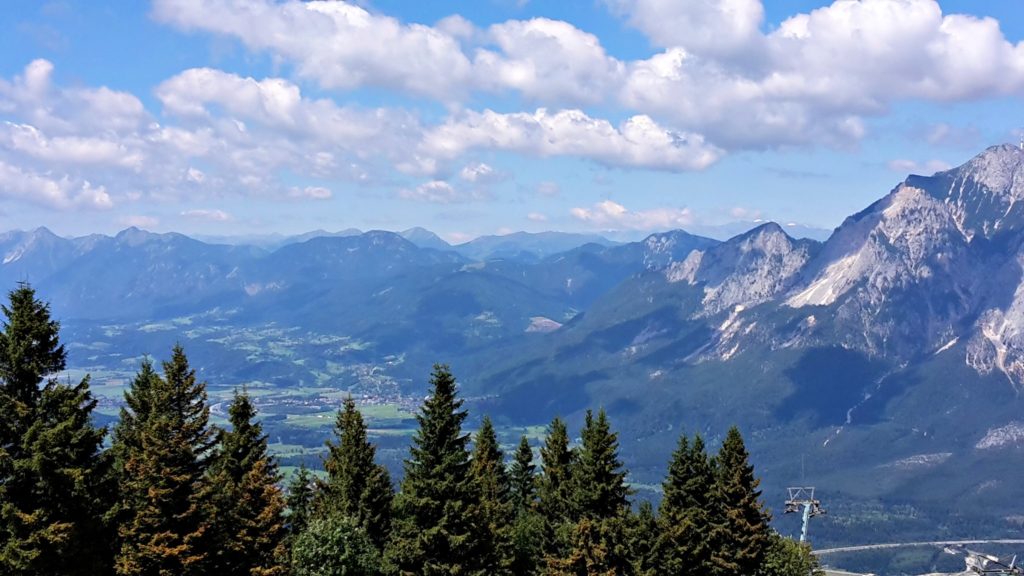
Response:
[572,409,630,520]
[209,390,288,576]
[385,364,486,575]
[536,417,575,560]
[657,433,715,576]
[563,409,632,575]
[510,435,537,512]
[0,284,112,575]
[711,427,771,576]
[509,435,542,576]
[469,416,515,575]
[317,396,393,550]
[113,345,217,576]
[627,501,659,576]
[286,465,316,537]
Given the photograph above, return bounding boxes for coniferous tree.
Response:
[385,364,485,575]
[286,465,316,537]
[756,531,823,576]
[209,390,288,576]
[469,416,514,575]
[657,434,715,576]
[113,345,217,576]
[537,417,575,560]
[567,409,632,574]
[510,435,537,512]
[627,501,659,576]
[0,284,112,575]
[543,519,615,576]
[510,434,542,576]
[573,409,630,520]
[711,427,771,576]
[317,396,393,550]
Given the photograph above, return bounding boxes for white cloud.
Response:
[605,0,764,58]
[152,0,473,101]
[121,215,160,228]
[149,0,1024,154]
[288,186,333,200]
[181,208,232,221]
[1,122,143,169]
[0,159,112,210]
[398,180,481,204]
[887,158,951,174]
[729,206,763,220]
[459,162,500,183]
[570,200,694,231]
[620,0,1024,148]
[423,108,722,171]
[527,211,547,222]
[474,18,624,104]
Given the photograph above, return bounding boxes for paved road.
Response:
[815,539,1024,555]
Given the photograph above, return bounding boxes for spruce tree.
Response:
[657,433,715,576]
[564,409,632,575]
[286,465,316,537]
[510,435,542,576]
[711,427,771,576]
[510,435,537,512]
[469,416,514,575]
[628,501,659,576]
[536,417,575,559]
[0,284,112,575]
[573,409,630,520]
[385,364,485,575]
[543,519,615,576]
[209,390,288,576]
[317,396,393,550]
[113,345,217,576]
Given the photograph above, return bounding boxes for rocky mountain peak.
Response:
[666,221,816,316]
[907,143,1024,242]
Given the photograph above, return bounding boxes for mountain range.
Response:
[7,144,1024,544]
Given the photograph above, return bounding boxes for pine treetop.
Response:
[470,416,509,502]
[0,283,65,409]
[574,409,630,521]
[510,435,537,512]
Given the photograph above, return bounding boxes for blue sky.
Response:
[1,0,1023,242]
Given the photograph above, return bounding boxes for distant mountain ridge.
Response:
[8,144,1024,539]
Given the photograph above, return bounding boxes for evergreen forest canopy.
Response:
[0,283,820,575]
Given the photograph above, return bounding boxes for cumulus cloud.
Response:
[527,211,547,222]
[605,0,764,58]
[0,159,112,210]
[459,162,502,183]
[423,108,722,171]
[621,0,1024,147]
[473,18,624,104]
[181,208,232,221]
[570,200,694,231]
[152,0,473,101]
[150,0,1024,153]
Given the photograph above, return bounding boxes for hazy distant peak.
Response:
[400,227,450,250]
